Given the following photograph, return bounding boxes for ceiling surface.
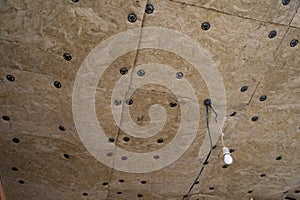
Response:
[0,0,300,200]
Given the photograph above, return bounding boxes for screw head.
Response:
[63,53,72,61]
[201,22,211,31]
[121,156,128,160]
[176,72,184,79]
[6,75,15,82]
[54,81,61,88]
[251,116,259,122]
[259,95,267,101]
[282,0,290,5]
[126,99,133,105]
[290,39,298,47]
[145,4,154,14]
[120,68,128,75]
[128,13,137,23]
[106,152,113,157]
[240,86,248,92]
[137,69,145,77]
[114,100,122,106]
[268,30,277,38]
[203,98,211,106]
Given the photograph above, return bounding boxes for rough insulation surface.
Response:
[0,0,299,200]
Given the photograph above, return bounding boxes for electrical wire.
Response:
[209,105,226,147]
[182,104,213,200]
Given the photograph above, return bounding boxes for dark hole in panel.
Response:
[82,193,88,196]
[63,154,70,159]
[276,156,282,160]
[12,138,20,143]
[102,182,108,186]
[285,197,296,200]
[230,111,237,117]
[157,138,164,144]
[59,126,66,131]
[11,167,18,171]
[123,137,130,142]
[169,102,177,107]
[260,173,266,177]
[2,116,10,121]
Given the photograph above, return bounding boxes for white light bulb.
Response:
[222,147,233,165]
[224,154,233,164]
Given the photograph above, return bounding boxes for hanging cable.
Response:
[182,99,213,200]
[210,104,233,165]
[210,105,226,147]
[182,99,234,199]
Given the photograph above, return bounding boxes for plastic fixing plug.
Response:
[222,147,233,164]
